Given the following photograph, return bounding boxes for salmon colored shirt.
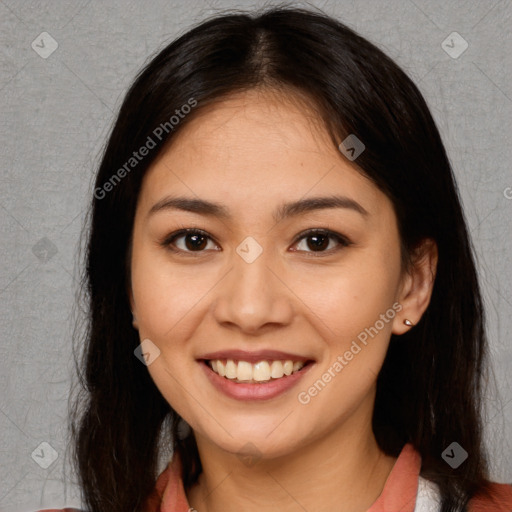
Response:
[38,443,512,512]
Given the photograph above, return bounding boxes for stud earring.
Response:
[404,319,414,327]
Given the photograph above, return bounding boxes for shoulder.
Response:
[468,481,512,511]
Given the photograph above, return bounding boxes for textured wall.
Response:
[1,1,511,510]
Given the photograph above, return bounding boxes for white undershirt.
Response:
[414,476,442,511]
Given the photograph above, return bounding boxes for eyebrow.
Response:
[148,194,369,223]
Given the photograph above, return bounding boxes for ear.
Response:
[392,238,438,335]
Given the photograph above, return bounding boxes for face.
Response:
[130,88,410,460]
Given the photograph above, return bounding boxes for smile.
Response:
[197,349,315,400]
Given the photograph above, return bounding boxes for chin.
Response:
[200,425,307,462]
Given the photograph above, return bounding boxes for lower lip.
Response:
[199,360,314,401]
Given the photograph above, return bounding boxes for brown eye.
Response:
[293,229,351,255]
[304,233,330,251]
[162,229,218,253]
[182,232,208,251]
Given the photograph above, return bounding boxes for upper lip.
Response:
[198,349,313,364]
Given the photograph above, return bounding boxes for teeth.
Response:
[270,360,284,378]
[225,359,237,379]
[208,359,306,382]
[237,361,253,381]
[253,361,270,381]
[292,361,303,372]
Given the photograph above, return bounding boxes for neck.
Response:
[186,405,397,512]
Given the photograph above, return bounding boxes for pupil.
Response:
[308,234,328,251]
[186,233,207,251]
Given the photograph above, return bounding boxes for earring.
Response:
[404,319,414,327]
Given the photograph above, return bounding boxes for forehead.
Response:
[137,89,390,220]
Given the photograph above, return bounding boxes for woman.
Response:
[40,6,512,512]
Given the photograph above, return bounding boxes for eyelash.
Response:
[160,226,352,257]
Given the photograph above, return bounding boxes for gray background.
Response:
[1,0,511,510]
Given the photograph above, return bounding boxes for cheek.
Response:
[131,246,209,340]
[293,253,401,342]
[295,263,401,415]
[130,249,207,418]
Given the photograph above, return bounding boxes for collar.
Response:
[148,442,421,512]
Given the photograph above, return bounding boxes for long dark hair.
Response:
[70,6,496,511]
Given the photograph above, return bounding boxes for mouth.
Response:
[197,350,315,401]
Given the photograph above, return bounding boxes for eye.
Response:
[291,228,351,255]
[161,228,219,254]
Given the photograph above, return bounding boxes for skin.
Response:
[129,88,438,512]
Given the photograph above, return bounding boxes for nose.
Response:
[212,242,295,334]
